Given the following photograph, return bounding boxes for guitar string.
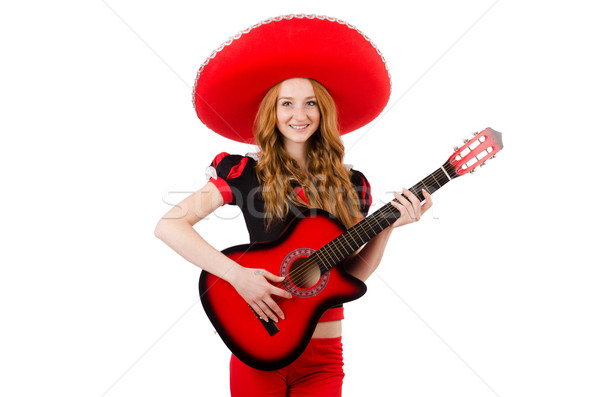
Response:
[288,189,427,282]
[282,166,450,287]
[262,200,405,314]
[282,203,394,286]
[277,168,448,291]
[271,191,420,296]
[284,157,462,288]
[284,202,400,287]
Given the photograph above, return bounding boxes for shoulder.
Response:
[347,167,370,190]
[346,167,372,216]
[208,152,258,179]
[206,152,260,206]
[210,152,258,168]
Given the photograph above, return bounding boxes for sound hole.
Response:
[280,248,329,298]
[288,257,321,289]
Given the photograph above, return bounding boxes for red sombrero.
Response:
[192,14,391,144]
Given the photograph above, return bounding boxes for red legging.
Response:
[230,337,344,397]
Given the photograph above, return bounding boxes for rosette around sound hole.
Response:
[280,248,329,298]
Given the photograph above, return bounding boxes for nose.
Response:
[292,106,307,121]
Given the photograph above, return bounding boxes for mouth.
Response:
[290,124,309,131]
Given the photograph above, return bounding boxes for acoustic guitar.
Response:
[199,127,503,370]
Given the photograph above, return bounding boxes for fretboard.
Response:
[311,162,455,273]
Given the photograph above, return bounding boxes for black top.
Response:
[208,152,372,243]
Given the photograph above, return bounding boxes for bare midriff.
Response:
[312,320,342,338]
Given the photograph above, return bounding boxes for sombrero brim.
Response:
[192,14,391,144]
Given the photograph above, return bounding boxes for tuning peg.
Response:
[469,169,476,174]
[472,131,479,136]
[463,138,470,144]
[453,146,460,152]
[490,155,496,159]
[480,161,487,167]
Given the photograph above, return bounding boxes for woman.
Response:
[155,15,432,396]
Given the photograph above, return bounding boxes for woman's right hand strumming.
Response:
[228,266,292,323]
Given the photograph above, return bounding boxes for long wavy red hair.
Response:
[253,78,362,229]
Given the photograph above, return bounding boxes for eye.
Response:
[306,100,317,107]
[280,101,292,107]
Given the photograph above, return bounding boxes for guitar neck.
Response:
[312,162,456,273]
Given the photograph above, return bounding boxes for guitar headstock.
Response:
[447,127,503,177]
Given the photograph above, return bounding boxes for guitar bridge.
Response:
[249,305,280,336]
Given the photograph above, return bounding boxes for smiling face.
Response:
[276,78,321,150]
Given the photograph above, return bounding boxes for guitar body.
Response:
[199,210,367,371]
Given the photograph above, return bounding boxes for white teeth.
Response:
[290,125,308,130]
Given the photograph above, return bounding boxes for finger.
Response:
[402,187,419,204]
[394,192,416,221]
[257,301,278,323]
[403,188,421,220]
[421,190,433,212]
[264,296,286,320]
[263,271,285,284]
[251,303,269,323]
[271,285,293,300]
[393,192,412,219]
[389,198,405,223]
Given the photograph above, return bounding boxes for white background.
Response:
[1,1,599,396]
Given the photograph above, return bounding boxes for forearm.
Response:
[345,226,394,282]
[154,219,242,284]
